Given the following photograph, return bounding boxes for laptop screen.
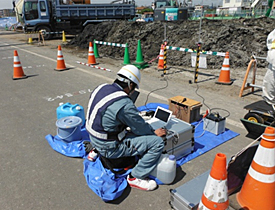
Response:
[155,107,171,123]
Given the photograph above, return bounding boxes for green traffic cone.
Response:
[93,39,100,58]
[134,40,149,69]
[122,43,131,65]
[135,40,144,64]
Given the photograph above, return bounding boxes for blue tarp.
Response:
[178,120,239,165]
[45,128,90,158]
[45,103,239,202]
[137,103,169,112]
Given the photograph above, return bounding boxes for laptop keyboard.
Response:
[149,121,165,130]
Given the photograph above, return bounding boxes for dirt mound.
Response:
[67,17,275,68]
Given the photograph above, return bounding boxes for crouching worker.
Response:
[85,65,166,191]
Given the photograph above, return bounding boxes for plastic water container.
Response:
[150,154,177,184]
[56,116,82,143]
[56,102,85,126]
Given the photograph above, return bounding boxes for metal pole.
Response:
[247,83,263,89]
[164,23,167,42]
[199,7,203,43]
[163,41,167,75]
[194,42,201,83]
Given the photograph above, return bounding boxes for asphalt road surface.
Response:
[0,30,262,210]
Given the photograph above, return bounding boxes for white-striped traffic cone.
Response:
[54,45,68,71]
[216,52,233,85]
[236,126,275,210]
[13,50,27,80]
[158,44,164,70]
[87,42,97,65]
[198,153,229,210]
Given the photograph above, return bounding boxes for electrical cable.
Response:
[195,129,206,138]
[193,118,205,138]
[166,129,179,155]
[193,82,231,118]
[192,82,231,138]
[194,82,211,111]
[209,108,230,118]
[143,76,169,111]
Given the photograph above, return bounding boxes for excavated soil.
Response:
[67,17,275,69]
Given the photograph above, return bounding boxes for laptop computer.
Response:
[146,106,173,130]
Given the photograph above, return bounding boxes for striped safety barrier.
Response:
[24,31,63,35]
[165,46,226,57]
[95,40,126,48]
[45,31,63,35]
[76,61,111,72]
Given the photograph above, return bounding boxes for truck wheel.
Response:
[244,112,264,124]
[36,26,52,40]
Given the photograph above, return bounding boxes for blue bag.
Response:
[83,157,130,202]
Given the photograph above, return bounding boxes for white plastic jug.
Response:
[150,154,176,184]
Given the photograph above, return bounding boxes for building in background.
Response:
[0,9,15,17]
[191,0,223,7]
[217,0,270,16]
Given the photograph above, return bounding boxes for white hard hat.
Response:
[117,65,141,89]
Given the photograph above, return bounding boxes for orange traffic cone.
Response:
[87,42,97,65]
[54,45,68,71]
[198,153,229,210]
[158,44,164,70]
[216,52,233,85]
[236,126,275,210]
[13,50,27,80]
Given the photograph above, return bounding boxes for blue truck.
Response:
[15,0,136,39]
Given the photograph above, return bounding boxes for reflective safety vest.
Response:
[86,83,128,141]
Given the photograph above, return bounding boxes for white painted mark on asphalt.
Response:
[22,64,46,69]
[43,89,94,102]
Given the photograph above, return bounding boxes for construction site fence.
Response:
[189,10,275,20]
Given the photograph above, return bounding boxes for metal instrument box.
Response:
[169,170,210,210]
[162,117,194,160]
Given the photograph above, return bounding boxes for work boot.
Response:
[127,175,157,191]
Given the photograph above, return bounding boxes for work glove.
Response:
[83,141,93,153]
